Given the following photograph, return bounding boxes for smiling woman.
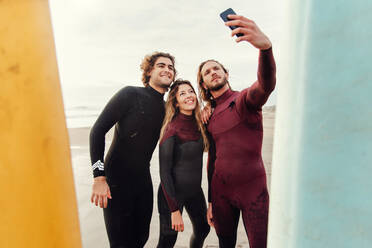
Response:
[176,84,197,115]
[157,79,210,247]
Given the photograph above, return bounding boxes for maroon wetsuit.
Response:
[207,48,276,248]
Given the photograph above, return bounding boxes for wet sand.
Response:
[68,108,275,248]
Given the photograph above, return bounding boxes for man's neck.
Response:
[149,82,167,94]
[210,84,229,99]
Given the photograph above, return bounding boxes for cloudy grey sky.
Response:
[49,0,287,108]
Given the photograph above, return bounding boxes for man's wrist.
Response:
[94,176,106,182]
[171,210,181,215]
[260,43,272,51]
[92,160,105,177]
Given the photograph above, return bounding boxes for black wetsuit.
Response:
[90,85,165,248]
[157,113,210,248]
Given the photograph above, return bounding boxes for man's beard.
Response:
[209,77,228,92]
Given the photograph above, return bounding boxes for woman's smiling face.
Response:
[176,84,197,115]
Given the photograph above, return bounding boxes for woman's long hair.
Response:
[159,79,209,151]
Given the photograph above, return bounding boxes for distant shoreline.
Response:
[66,105,276,131]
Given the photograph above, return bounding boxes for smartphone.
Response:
[219,8,244,37]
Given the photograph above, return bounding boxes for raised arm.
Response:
[226,15,276,109]
[242,48,276,108]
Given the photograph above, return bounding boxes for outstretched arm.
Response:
[242,48,276,108]
[226,15,276,109]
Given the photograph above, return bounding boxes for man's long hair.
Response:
[196,59,229,107]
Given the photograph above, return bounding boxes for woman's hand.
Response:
[207,203,214,227]
[171,210,184,232]
[91,176,112,208]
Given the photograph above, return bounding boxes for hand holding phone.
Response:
[219,9,272,49]
[219,8,244,37]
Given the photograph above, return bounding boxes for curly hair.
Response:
[140,52,176,86]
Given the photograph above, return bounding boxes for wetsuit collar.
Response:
[178,112,194,121]
[214,89,234,105]
[146,85,165,99]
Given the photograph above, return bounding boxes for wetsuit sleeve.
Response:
[89,87,134,176]
[159,135,179,212]
[207,131,216,203]
[237,47,276,111]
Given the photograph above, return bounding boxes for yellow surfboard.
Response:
[0,0,82,247]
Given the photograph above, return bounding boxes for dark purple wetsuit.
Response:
[157,113,210,248]
[207,48,276,248]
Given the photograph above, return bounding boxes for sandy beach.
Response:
[68,108,275,248]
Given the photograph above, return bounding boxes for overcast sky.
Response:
[49,0,287,107]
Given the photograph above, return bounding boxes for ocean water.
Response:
[64,105,101,129]
[62,83,276,129]
[62,84,122,128]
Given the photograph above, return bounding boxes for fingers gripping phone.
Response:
[220,8,244,37]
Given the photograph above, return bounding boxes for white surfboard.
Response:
[268,0,372,247]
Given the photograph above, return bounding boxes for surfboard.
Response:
[268,0,372,247]
[0,1,82,247]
